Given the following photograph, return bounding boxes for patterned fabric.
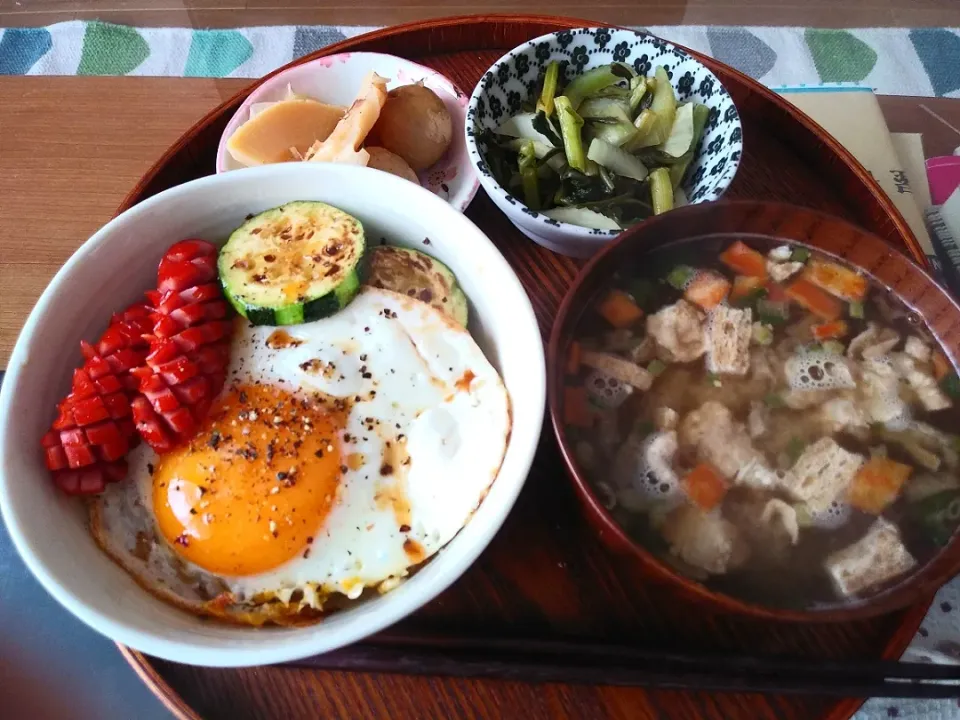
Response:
[0,21,958,97]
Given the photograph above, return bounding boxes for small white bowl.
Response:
[465,28,743,258]
[0,163,544,668]
[217,52,480,212]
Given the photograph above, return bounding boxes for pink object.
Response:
[216,52,478,212]
[926,156,960,205]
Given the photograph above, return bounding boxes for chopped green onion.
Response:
[786,437,806,464]
[706,371,722,387]
[757,298,790,325]
[822,339,845,356]
[752,322,774,346]
[554,96,586,173]
[647,359,667,376]
[849,301,865,319]
[649,167,674,215]
[629,279,656,309]
[666,264,696,290]
[793,504,814,527]
[763,393,785,409]
[790,247,811,262]
[537,62,560,116]
[518,140,540,211]
[941,372,960,399]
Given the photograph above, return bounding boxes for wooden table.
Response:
[1,77,959,718]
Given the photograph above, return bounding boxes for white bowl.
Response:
[465,28,743,258]
[0,163,544,668]
[216,52,480,212]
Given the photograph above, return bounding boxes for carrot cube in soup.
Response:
[847,457,912,514]
[563,386,594,428]
[812,320,849,341]
[684,272,731,310]
[597,289,644,328]
[785,278,842,321]
[566,341,582,375]
[719,241,768,279]
[682,463,728,510]
[803,258,868,303]
[933,350,951,382]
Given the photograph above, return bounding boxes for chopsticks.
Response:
[287,632,960,698]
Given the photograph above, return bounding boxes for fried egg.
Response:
[90,287,511,624]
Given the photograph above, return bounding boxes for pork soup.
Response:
[562,237,960,609]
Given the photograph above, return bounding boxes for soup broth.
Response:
[563,236,960,609]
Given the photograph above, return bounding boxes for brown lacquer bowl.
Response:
[548,200,960,622]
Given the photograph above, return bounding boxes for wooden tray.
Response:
[119,15,933,720]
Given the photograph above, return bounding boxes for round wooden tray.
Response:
[119,15,932,720]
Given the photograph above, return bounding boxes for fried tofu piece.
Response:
[783,437,864,512]
[904,336,932,363]
[646,299,706,363]
[891,352,952,412]
[705,305,752,376]
[824,518,916,597]
[679,401,764,480]
[581,350,653,391]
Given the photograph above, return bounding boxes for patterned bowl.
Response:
[217,52,479,212]
[465,28,743,258]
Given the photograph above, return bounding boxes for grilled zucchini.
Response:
[219,201,366,326]
[364,246,468,326]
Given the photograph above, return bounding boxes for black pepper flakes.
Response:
[239,391,248,404]
[147,463,155,475]
[314,449,324,459]
[399,524,411,533]
[175,534,190,547]
[423,237,431,245]
[208,431,222,450]
[380,463,394,476]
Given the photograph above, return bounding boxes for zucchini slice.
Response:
[364,246,469,327]
[219,201,366,326]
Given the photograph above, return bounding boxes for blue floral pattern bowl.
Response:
[465,28,743,258]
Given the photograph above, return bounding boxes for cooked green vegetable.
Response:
[648,66,677,146]
[364,245,469,327]
[537,62,560,116]
[669,103,710,188]
[543,206,620,230]
[219,201,365,326]
[940,372,960,399]
[587,139,649,181]
[483,62,709,229]
[790,246,811,262]
[554,96,586,172]
[849,301,865,319]
[628,76,648,114]
[649,167,673,215]
[564,63,632,110]
[518,140,541,211]
[660,102,695,158]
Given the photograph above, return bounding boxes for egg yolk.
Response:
[153,383,344,576]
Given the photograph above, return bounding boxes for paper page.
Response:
[776,87,937,268]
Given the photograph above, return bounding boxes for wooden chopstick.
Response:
[287,633,960,698]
